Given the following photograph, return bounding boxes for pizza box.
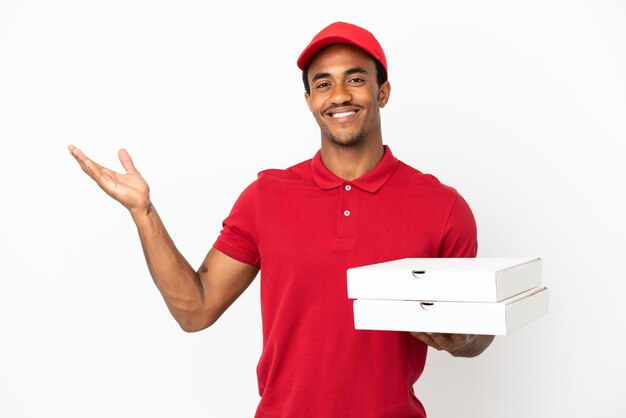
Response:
[347,257,542,303]
[352,286,549,335]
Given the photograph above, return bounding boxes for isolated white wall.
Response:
[1,1,624,417]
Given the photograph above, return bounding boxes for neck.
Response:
[320,139,385,181]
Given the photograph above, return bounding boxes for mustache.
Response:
[323,103,362,113]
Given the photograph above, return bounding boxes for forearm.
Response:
[130,204,205,329]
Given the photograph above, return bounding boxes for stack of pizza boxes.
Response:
[347,258,549,335]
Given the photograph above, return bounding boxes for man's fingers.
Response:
[428,333,454,349]
[118,148,137,174]
[430,333,473,351]
[68,144,85,163]
[68,145,118,190]
[410,332,466,351]
[410,332,440,350]
[411,332,481,356]
[68,145,95,176]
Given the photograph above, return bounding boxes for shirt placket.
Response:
[337,183,355,238]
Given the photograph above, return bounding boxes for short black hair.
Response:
[302,57,387,94]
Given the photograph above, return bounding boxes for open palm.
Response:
[68,145,151,214]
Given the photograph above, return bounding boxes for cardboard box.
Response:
[347,257,542,303]
[353,286,549,335]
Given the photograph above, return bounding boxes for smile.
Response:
[331,111,356,118]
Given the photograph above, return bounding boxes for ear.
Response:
[378,81,391,108]
[304,91,313,112]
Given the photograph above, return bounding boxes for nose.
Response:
[331,83,352,105]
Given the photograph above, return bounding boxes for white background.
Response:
[1,1,625,417]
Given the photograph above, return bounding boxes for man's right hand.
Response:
[68,145,152,216]
[68,144,259,332]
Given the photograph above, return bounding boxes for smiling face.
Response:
[304,44,390,149]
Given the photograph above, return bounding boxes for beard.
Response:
[325,127,368,149]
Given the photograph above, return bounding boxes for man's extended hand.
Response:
[411,332,495,358]
[68,145,152,216]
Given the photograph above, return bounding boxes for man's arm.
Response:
[68,145,258,332]
[132,207,258,331]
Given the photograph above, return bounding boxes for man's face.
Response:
[305,44,390,148]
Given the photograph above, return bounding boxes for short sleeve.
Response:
[213,180,261,268]
[438,193,478,258]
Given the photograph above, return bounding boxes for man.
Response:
[69,21,494,418]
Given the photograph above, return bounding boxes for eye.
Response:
[315,81,331,89]
[348,77,366,85]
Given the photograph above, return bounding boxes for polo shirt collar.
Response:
[311,145,399,193]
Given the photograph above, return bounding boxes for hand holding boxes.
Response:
[347,257,549,335]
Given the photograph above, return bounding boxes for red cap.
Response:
[297,21,387,76]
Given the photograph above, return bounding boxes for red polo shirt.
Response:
[213,146,477,418]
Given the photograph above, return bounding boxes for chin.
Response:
[327,130,367,148]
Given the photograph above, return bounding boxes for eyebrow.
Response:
[311,67,369,83]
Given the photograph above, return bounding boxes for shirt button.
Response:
[345,184,352,191]
[344,210,351,216]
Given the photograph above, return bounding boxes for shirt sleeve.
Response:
[213,180,261,268]
[438,192,478,258]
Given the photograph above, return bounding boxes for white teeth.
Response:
[331,111,356,118]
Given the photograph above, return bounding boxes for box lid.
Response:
[347,257,542,302]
